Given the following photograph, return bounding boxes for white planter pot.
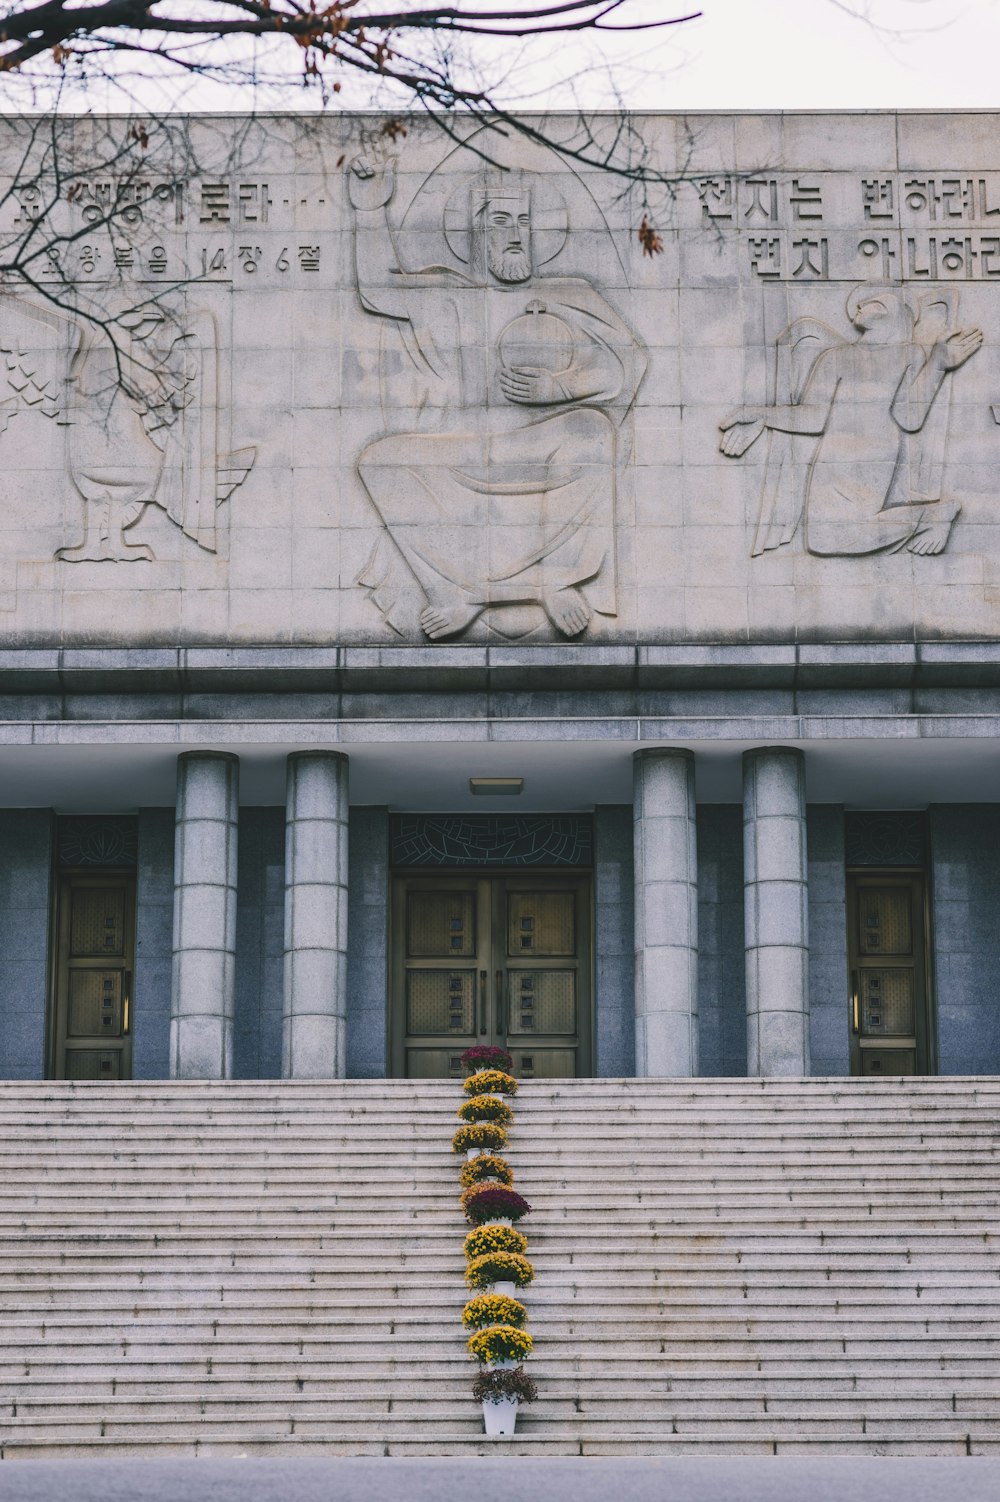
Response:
[482,1396,518,1437]
[466,1147,483,1161]
[485,1358,517,1371]
[490,1218,512,1228]
[491,1281,517,1297]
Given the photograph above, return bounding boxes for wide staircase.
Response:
[0,1078,998,1458]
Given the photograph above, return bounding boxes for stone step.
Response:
[0,1241,995,1264]
[1,1228,995,1250]
[4,1097,996,1115]
[2,1209,996,1230]
[4,1181,995,1201]
[3,1169,996,1190]
[7,1356,998,1382]
[4,1107,995,1123]
[6,1393,1000,1423]
[5,1307,999,1337]
[3,1125,994,1141]
[2,1269,994,1293]
[0,1441,991,1460]
[10,1080,992,1095]
[0,1089,992,1103]
[2,1437,992,1458]
[7,1105,993,1121]
[1,1077,996,1457]
[1,1337,998,1363]
[0,1414,997,1443]
[7,1374,998,1400]
[5,1287,997,1312]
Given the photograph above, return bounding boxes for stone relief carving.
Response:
[347,148,646,641]
[0,294,254,564]
[719,286,983,558]
[59,306,255,562]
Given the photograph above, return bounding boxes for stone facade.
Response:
[1,111,1000,1082]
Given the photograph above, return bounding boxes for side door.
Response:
[51,872,135,1080]
[848,872,930,1076]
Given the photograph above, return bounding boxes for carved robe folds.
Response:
[348,151,646,641]
[359,403,616,631]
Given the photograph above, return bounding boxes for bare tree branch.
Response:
[0,1,699,77]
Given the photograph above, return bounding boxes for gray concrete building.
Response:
[2,109,999,1087]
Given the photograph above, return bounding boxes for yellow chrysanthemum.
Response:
[462,1293,527,1329]
[467,1324,534,1364]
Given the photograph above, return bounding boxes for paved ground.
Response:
[0,1457,998,1502]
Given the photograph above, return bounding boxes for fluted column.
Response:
[170,752,239,1079]
[743,746,810,1076]
[633,748,699,1077]
[282,751,349,1079]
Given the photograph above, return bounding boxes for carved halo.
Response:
[443,173,568,267]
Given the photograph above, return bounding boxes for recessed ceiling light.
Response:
[469,777,524,796]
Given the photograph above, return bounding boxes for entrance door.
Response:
[390,874,592,1079]
[51,873,136,1080]
[847,873,930,1076]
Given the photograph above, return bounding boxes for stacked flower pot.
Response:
[452,1045,537,1437]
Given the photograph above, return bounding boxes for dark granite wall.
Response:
[594,805,635,1077]
[233,807,285,1079]
[346,806,389,1078]
[929,805,1000,1075]
[696,805,748,1077]
[807,806,850,1077]
[0,810,52,1078]
[132,809,174,1079]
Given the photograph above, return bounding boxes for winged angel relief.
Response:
[0,296,254,562]
[719,287,982,557]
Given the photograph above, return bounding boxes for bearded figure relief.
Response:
[719,286,982,558]
[347,148,645,641]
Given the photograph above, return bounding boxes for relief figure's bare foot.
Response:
[905,500,961,557]
[57,535,154,563]
[420,597,483,640]
[57,495,155,563]
[544,586,591,637]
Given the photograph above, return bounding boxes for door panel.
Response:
[391,873,592,1079]
[52,874,135,1081]
[848,872,930,1076]
[506,970,577,1036]
[507,890,575,957]
[405,969,477,1036]
[407,889,477,957]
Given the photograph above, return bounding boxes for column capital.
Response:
[742,745,805,766]
[633,747,695,766]
[177,749,240,768]
[286,749,350,768]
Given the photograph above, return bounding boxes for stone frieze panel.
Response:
[0,112,998,645]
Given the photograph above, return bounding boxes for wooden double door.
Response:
[50,873,135,1080]
[847,872,931,1076]
[390,873,592,1079]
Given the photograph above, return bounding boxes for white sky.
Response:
[493,0,1000,113]
[8,0,1000,114]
